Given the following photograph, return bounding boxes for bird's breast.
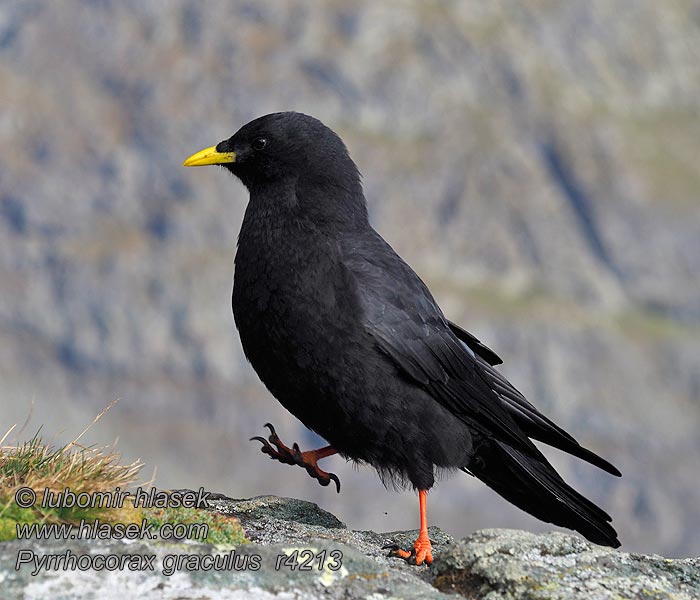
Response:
[232,222,362,397]
[233,224,337,325]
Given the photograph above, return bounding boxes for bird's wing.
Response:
[472,354,621,475]
[447,320,502,365]
[341,231,620,475]
[341,232,538,456]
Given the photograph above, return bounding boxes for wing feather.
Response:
[341,230,620,476]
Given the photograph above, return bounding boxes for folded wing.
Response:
[343,231,619,476]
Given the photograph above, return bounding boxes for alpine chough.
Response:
[184,111,621,564]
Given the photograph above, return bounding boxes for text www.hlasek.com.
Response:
[16,519,208,542]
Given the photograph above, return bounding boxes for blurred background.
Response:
[1,0,699,557]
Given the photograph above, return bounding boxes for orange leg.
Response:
[250,423,340,492]
[414,489,433,565]
[309,445,337,460]
[387,490,433,565]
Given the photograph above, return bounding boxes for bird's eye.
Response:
[251,137,268,151]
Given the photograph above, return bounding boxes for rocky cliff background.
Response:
[1,0,699,557]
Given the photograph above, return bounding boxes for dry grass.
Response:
[0,400,246,544]
[0,400,145,539]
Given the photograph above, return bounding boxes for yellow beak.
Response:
[183,145,236,167]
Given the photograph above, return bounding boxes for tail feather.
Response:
[466,439,620,548]
[475,356,621,477]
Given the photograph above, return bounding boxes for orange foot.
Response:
[386,534,433,566]
[250,423,340,492]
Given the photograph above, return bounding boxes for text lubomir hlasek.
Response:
[38,487,210,509]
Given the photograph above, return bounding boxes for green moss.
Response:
[0,498,247,544]
[144,505,247,545]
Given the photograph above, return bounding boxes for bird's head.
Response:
[183,112,362,195]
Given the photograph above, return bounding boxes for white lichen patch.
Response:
[280,546,349,588]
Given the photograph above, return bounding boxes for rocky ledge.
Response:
[1,494,698,600]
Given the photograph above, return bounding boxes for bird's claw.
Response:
[250,423,298,465]
[250,423,341,493]
[302,460,341,493]
[384,539,433,566]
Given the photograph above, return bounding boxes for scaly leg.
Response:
[386,489,433,565]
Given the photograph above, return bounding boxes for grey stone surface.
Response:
[432,528,700,600]
[1,495,453,600]
[2,495,698,600]
[206,493,454,586]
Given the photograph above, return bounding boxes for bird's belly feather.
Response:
[232,232,473,488]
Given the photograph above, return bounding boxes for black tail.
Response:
[466,439,620,548]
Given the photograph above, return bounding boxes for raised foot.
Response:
[385,535,433,566]
[250,423,340,493]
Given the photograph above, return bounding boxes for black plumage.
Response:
[184,111,621,562]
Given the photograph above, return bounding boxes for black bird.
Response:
[184,112,621,564]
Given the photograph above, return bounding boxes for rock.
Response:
[1,494,452,600]
[2,494,698,600]
[205,494,453,581]
[207,493,347,530]
[432,528,700,600]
